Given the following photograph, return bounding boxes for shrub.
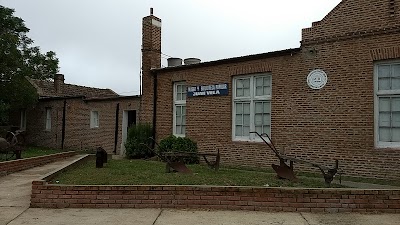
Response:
[125,123,153,159]
[157,135,199,164]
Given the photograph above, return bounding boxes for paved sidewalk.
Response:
[1,155,400,225]
[0,155,83,225]
[6,208,400,225]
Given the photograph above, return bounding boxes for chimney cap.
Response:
[54,73,65,80]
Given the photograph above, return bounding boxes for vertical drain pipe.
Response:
[61,99,66,150]
[152,71,158,149]
[113,103,120,154]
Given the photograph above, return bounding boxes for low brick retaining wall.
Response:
[0,151,76,176]
[30,182,400,213]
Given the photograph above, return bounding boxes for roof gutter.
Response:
[151,47,301,73]
[38,96,85,101]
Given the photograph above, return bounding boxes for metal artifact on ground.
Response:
[0,130,25,160]
[250,131,340,186]
[142,137,220,174]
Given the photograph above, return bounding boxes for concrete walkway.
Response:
[0,156,399,225]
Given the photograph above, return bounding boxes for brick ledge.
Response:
[30,156,400,213]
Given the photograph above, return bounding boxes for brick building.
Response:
[141,0,400,179]
[13,74,140,155]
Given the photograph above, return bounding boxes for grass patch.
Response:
[0,146,63,162]
[340,175,400,187]
[22,147,62,158]
[298,171,400,187]
[52,159,346,188]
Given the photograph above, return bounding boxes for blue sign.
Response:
[187,83,229,97]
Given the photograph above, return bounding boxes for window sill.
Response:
[232,139,269,145]
[375,145,400,150]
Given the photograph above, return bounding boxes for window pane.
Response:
[176,125,181,134]
[264,86,271,95]
[243,126,250,136]
[256,77,263,87]
[256,86,263,96]
[255,114,262,126]
[235,125,242,136]
[176,115,181,125]
[255,102,263,113]
[182,115,186,125]
[237,88,244,97]
[263,125,270,134]
[255,76,271,96]
[392,78,400,90]
[183,92,186,101]
[379,128,391,142]
[235,115,242,125]
[236,103,243,114]
[392,112,400,127]
[176,106,182,116]
[263,114,271,125]
[177,85,182,93]
[379,98,391,111]
[264,76,271,86]
[392,128,400,142]
[378,65,391,78]
[379,112,391,127]
[393,98,400,111]
[378,78,390,90]
[255,126,262,134]
[243,79,250,88]
[264,102,271,112]
[243,88,250,97]
[243,103,250,114]
[243,115,250,126]
[237,79,244,88]
[394,64,400,77]
[181,126,186,135]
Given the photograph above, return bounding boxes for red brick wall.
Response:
[141,0,400,180]
[0,151,76,176]
[302,0,400,42]
[25,97,140,154]
[30,182,400,213]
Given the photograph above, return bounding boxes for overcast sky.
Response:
[0,0,341,95]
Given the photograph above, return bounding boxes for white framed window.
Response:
[173,82,186,137]
[20,109,26,130]
[90,110,99,128]
[45,108,51,131]
[232,74,271,141]
[375,61,400,148]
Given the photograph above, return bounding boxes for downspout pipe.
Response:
[61,99,66,150]
[113,103,120,154]
[152,70,158,149]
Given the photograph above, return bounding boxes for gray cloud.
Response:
[0,0,341,95]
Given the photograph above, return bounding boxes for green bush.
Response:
[157,135,199,164]
[125,123,153,159]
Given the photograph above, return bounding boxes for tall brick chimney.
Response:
[54,73,64,94]
[140,8,162,124]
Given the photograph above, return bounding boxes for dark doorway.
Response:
[127,110,136,131]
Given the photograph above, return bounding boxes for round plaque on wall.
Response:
[307,69,328,90]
